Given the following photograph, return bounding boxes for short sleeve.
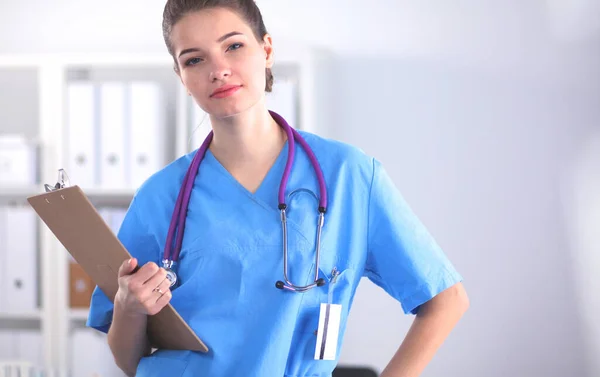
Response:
[364,159,463,315]
[86,197,161,333]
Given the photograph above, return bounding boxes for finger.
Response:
[142,268,168,296]
[118,258,138,278]
[131,262,161,284]
[148,276,172,305]
[149,289,172,315]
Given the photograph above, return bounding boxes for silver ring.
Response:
[153,287,164,295]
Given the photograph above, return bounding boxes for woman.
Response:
[87,1,469,376]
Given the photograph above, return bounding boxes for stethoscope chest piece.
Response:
[162,259,178,288]
[165,268,178,287]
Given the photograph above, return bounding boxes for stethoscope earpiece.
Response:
[275,277,327,291]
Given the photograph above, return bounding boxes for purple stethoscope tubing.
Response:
[161,110,328,292]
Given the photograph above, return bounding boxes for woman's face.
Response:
[171,7,273,119]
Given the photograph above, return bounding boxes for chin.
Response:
[210,107,246,119]
[208,99,262,120]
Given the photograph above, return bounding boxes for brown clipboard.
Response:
[27,179,209,353]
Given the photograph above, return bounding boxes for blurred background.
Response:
[0,0,599,376]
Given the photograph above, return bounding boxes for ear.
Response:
[262,33,274,69]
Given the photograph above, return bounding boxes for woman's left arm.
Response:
[380,282,470,377]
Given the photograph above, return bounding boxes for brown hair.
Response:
[163,0,274,92]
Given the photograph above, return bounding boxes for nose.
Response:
[209,59,231,82]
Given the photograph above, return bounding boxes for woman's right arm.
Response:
[107,258,173,377]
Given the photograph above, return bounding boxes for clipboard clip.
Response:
[44,169,71,193]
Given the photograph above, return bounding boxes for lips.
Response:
[210,84,242,98]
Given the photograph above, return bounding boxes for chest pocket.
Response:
[293,266,355,332]
[284,266,357,376]
[283,187,358,335]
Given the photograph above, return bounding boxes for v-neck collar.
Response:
[204,140,290,213]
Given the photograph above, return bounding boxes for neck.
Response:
[208,105,287,168]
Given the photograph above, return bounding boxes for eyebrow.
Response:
[178,31,244,58]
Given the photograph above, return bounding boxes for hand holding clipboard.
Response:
[115,257,174,316]
[28,169,208,352]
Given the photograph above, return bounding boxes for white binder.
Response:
[0,207,5,313]
[97,207,110,224]
[66,82,97,189]
[129,82,166,189]
[70,328,127,377]
[266,78,298,128]
[3,207,38,314]
[0,135,37,186]
[99,82,127,189]
[110,208,127,234]
[98,207,127,238]
[189,101,212,152]
[15,330,43,368]
[0,331,17,360]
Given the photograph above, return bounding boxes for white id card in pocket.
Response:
[314,303,342,360]
[314,267,343,360]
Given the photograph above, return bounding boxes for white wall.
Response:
[334,58,598,377]
[1,1,598,376]
[563,131,600,376]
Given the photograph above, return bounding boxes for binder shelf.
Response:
[0,187,134,207]
[0,49,327,373]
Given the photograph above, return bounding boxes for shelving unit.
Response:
[67,309,89,322]
[0,187,134,207]
[0,44,327,374]
[0,312,42,321]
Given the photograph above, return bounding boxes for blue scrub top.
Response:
[87,130,463,377]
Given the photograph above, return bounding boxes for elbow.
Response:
[107,334,139,377]
[452,282,470,315]
[122,366,137,377]
[447,283,471,316]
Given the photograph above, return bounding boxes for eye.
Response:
[227,43,243,52]
[185,57,203,66]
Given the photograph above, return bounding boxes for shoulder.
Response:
[297,130,375,182]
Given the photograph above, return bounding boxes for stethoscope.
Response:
[162,110,328,292]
